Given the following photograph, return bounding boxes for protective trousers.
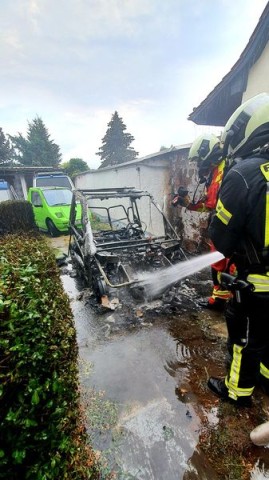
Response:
[209,241,232,304]
[225,292,269,401]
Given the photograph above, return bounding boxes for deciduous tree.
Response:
[61,158,89,178]
[97,111,138,168]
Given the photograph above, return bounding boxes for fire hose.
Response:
[219,272,254,303]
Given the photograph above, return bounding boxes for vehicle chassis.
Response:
[68,187,186,301]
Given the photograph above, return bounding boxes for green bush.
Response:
[0,234,97,479]
[0,201,37,235]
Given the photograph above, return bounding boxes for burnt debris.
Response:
[68,187,187,305]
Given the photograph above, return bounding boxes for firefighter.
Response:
[208,92,269,407]
[172,133,231,310]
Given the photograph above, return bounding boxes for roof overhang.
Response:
[0,166,63,174]
[188,2,269,126]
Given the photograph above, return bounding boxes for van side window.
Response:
[32,192,42,207]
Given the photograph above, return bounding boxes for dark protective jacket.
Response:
[210,151,269,400]
[209,152,269,290]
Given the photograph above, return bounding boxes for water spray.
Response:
[131,251,224,299]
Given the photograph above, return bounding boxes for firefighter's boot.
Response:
[207,377,252,407]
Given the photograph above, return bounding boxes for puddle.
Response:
[75,314,219,479]
[60,271,216,478]
[48,236,269,479]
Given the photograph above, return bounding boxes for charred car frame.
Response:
[68,187,186,302]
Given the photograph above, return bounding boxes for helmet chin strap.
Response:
[191,173,211,204]
[191,179,202,204]
[223,129,234,157]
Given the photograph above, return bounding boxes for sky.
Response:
[1,0,268,169]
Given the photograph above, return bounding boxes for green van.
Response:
[28,187,82,236]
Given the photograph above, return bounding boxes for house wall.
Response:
[168,149,210,252]
[243,42,269,101]
[75,150,209,251]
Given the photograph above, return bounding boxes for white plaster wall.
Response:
[243,42,269,101]
[75,161,169,236]
[75,152,211,250]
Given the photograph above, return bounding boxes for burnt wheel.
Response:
[94,277,108,300]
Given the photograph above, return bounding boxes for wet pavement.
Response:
[48,235,269,480]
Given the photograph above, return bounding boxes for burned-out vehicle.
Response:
[68,187,186,303]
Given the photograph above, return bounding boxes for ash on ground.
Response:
[63,263,214,334]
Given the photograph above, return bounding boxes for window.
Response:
[32,192,42,207]
[43,189,72,206]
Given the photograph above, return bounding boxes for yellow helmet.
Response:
[188,133,221,163]
[222,92,269,158]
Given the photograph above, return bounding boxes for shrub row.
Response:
[0,201,37,235]
[0,234,97,479]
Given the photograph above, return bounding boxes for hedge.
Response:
[0,201,37,235]
[0,234,98,479]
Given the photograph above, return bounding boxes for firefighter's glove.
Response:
[172,186,190,207]
[218,272,254,294]
[172,194,190,207]
[177,186,189,197]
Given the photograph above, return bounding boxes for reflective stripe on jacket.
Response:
[247,273,269,292]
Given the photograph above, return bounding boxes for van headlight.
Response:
[55,212,63,218]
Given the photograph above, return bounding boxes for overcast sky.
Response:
[1,0,268,168]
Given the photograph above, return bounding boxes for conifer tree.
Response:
[97,111,138,168]
[9,116,62,166]
[0,128,13,165]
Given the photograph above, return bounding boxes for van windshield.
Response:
[43,189,72,206]
[36,176,72,189]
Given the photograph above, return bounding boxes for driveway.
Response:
[48,235,269,480]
